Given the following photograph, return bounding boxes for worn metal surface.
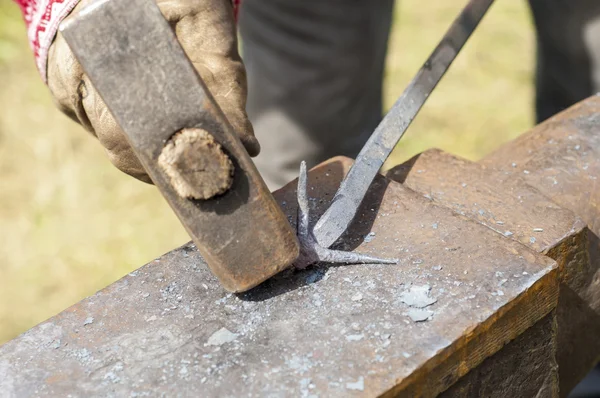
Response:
[388,148,591,396]
[481,96,600,308]
[313,0,495,249]
[387,148,586,267]
[0,158,558,397]
[480,95,600,395]
[482,95,600,241]
[60,0,299,293]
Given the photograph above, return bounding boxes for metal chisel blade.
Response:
[312,0,496,249]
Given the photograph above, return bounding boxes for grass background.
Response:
[0,0,535,344]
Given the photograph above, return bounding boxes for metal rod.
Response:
[312,0,496,248]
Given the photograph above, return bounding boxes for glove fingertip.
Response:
[242,135,261,157]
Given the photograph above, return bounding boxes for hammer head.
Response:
[60,0,299,292]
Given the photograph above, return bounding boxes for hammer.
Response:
[60,0,299,293]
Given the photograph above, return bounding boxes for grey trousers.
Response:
[239,0,600,189]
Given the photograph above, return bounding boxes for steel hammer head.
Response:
[60,0,299,292]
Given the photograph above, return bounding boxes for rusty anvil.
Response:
[60,0,493,292]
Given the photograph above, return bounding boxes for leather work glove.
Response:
[47,0,259,184]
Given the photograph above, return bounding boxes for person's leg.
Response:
[528,0,600,123]
[239,0,395,189]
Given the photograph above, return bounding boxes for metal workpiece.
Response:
[312,0,496,249]
[294,161,398,269]
[60,0,299,292]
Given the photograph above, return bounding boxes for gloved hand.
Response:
[47,0,259,184]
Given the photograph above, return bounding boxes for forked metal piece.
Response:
[294,161,398,269]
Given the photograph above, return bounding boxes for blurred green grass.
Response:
[0,0,535,344]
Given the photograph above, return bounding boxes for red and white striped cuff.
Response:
[16,0,80,82]
[15,0,242,83]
